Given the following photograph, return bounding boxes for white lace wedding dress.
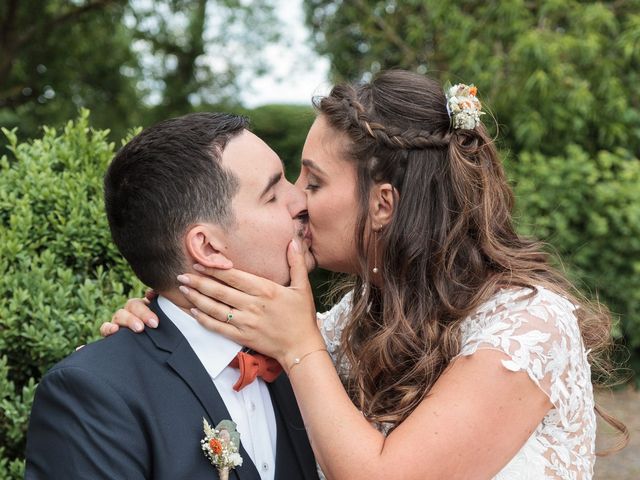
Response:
[316,286,596,479]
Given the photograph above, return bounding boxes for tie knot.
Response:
[229,351,282,392]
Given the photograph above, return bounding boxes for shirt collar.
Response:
[157,296,242,379]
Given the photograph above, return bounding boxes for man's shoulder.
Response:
[47,329,155,378]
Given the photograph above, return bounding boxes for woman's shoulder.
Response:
[463,285,578,336]
[477,284,576,314]
[458,285,590,404]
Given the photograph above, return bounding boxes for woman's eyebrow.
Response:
[301,159,326,176]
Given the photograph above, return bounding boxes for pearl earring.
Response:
[372,227,379,274]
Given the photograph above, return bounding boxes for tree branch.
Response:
[15,0,121,51]
[0,0,19,49]
[352,0,417,66]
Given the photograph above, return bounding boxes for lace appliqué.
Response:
[317,291,353,380]
[455,286,596,479]
[317,287,595,479]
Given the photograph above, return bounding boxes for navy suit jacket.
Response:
[25,299,318,480]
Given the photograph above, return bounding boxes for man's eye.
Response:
[305,184,319,191]
[268,195,277,203]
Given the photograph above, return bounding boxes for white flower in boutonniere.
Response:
[201,418,243,480]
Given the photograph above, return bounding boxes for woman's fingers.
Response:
[99,322,119,337]
[191,307,245,344]
[288,239,312,291]
[178,272,256,306]
[179,284,235,322]
[112,308,146,332]
[123,297,159,328]
[192,264,272,297]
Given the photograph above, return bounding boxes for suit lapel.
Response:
[146,299,261,480]
[269,375,318,480]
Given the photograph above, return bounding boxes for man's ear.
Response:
[184,224,231,268]
[369,182,396,229]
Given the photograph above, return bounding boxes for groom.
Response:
[25,113,318,479]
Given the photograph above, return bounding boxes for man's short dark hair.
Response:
[104,112,247,290]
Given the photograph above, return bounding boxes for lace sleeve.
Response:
[456,287,591,411]
[316,291,353,372]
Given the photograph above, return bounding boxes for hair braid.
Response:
[336,89,452,151]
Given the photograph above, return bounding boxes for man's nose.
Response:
[287,180,307,217]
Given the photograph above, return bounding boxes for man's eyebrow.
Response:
[302,159,326,175]
[259,171,282,199]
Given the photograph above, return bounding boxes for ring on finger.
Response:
[226,310,234,323]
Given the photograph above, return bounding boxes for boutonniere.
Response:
[201,418,243,480]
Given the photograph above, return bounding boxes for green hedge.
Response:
[0,110,144,478]
[1,109,638,476]
[507,144,640,376]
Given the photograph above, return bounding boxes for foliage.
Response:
[506,145,640,377]
[0,0,280,146]
[303,0,640,156]
[304,0,640,380]
[234,104,316,179]
[0,111,144,478]
[132,0,279,120]
[0,0,141,142]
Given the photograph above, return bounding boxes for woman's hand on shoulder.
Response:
[100,295,159,337]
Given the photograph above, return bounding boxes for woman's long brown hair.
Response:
[315,70,627,449]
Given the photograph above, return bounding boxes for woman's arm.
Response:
[179,242,552,479]
[286,345,550,479]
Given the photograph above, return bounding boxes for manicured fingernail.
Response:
[190,308,199,317]
[177,274,189,284]
[291,239,300,252]
[133,322,144,332]
[193,263,205,272]
[148,318,158,328]
[179,285,190,295]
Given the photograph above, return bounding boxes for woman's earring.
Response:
[372,227,379,274]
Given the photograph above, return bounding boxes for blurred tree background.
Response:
[304,0,640,369]
[1,0,639,476]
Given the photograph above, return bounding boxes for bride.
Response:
[106,70,626,479]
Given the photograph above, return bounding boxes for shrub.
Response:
[0,110,144,478]
[507,144,640,382]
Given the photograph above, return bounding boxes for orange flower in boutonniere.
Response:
[201,418,242,480]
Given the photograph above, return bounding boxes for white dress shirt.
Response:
[158,296,277,480]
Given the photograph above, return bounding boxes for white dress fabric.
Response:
[317,286,596,479]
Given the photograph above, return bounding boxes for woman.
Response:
[106,70,625,479]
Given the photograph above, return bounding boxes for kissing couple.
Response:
[26,70,623,479]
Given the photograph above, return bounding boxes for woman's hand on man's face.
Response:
[178,239,325,369]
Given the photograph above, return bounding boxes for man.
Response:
[25,113,318,479]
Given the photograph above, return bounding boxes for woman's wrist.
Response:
[281,335,327,375]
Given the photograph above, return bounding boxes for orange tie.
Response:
[229,351,282,392]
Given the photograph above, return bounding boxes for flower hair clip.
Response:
[445,82,485,130]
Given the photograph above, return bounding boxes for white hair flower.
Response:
[445,83,485,130]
